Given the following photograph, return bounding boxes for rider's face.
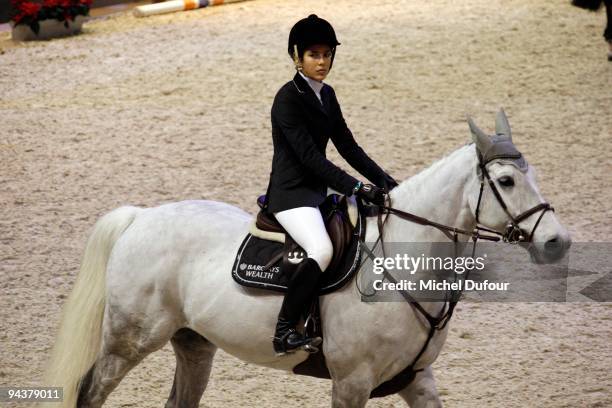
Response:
[300,45,333,82]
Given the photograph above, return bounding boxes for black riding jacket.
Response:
[265,72,391,213]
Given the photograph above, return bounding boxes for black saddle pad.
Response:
[231,210,365,295]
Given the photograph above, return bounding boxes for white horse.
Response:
[44,112,571,408]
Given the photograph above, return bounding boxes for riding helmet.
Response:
[288,14,340,63]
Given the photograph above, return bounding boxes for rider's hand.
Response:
[381,173,399,192]
[356,183,387,206]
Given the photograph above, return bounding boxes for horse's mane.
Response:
[395,143,475,194]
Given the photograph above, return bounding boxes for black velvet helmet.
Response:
[287,14,340,62]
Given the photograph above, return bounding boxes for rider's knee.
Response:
[309,238,333,272]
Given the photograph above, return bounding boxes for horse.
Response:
[571,0,612,60]
[44,111,571,408]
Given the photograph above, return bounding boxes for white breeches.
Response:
[274,206,333,272]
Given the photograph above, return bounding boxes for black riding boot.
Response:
[273,258,323,355]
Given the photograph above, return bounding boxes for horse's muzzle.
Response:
[528,233,572,264]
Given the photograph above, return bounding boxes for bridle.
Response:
[355,146,555,380]
[474,153,554,244]
[378,152,554,246]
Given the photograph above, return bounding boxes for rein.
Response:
[379,205,501,243]
[355,153,554,378]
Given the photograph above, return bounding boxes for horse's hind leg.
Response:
[164,328,217,408]
[77,350,144,408]
[77,309,177,407]
[397,366,443,408]
[77,339,172,408]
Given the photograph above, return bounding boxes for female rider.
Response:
[265,14,398,354]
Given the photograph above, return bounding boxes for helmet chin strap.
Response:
[292,44,303,71]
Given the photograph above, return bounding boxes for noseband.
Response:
[474,155,554,244]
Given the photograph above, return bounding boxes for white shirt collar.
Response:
[299,71,324,102]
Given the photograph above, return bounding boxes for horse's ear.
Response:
[495,108,512,141]
[468,116,491,154]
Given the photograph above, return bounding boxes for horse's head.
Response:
[467,109,571,263]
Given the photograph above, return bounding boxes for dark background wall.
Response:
[1,0,137,23]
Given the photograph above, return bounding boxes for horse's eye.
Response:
[498,176,515,187]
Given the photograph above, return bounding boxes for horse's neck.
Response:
[375,144,478,242]
[357,145,478,318]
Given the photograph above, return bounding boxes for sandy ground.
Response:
[1,0,611,406]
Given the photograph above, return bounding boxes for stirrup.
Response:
[303,336,323,354]
[274,337,322,356]
[273,329,321,355]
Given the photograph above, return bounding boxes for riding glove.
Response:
[357,183,387,206]
[381,173,399,192]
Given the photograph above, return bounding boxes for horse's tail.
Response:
[44,206,141,408]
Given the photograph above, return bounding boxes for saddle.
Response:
[231,196,418,398]
[231,193,365,295]
[231,194,424,399]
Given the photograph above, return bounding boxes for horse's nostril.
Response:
[545,236,562,252]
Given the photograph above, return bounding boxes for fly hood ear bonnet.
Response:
[468,109,527,171]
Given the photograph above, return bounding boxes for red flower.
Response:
[20,1,40,13]
[13,0,41,14]
[11,0,91,25]
[12,0,41,24]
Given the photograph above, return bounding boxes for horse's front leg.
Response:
[397,365,442,408]
[330,371,373,408]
